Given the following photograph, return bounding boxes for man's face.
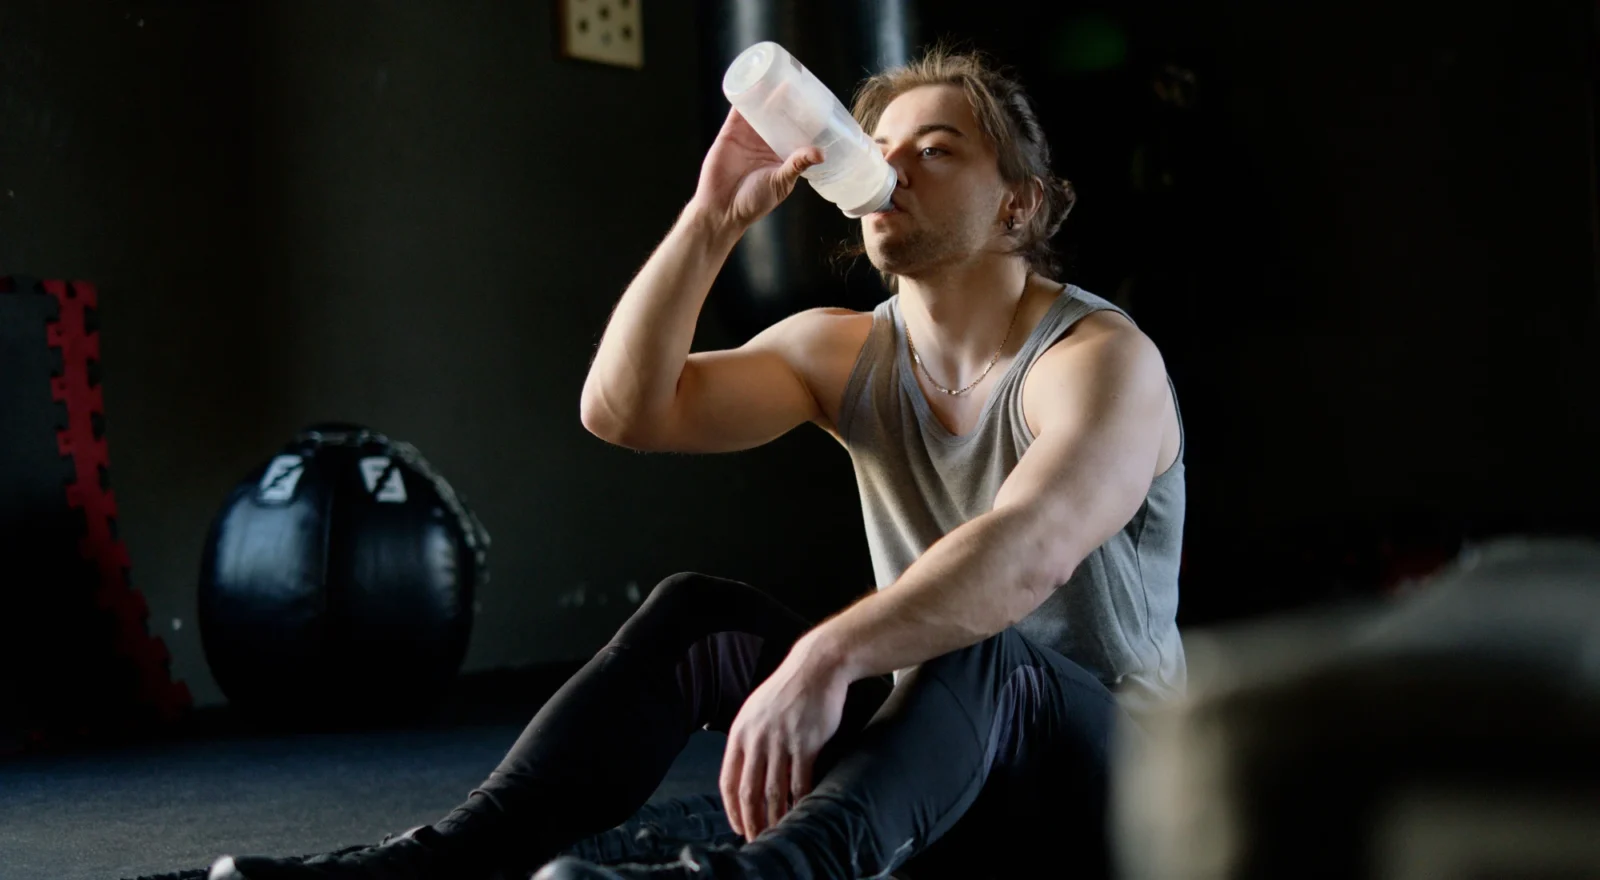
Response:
[864,84,1008,278]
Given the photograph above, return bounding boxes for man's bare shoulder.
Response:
[1021,308,1176,465]
[764,306,877,437]
[783,305,875,334]
[1033,309,1156,373]
[768,306,875,360]
[1022,309,1164,416]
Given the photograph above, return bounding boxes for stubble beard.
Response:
[865,221,965,280]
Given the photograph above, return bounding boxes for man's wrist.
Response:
[681,198,743,252]
[793,624,859,686]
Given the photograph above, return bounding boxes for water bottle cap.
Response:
[723,42,779,98]
[839,163,898,219]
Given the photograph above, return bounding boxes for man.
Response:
[210,46,1185,880]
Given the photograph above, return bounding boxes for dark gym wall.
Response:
[918,0,1600,617]
[0,1,872,708]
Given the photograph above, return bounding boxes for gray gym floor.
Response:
[0,674,727,880]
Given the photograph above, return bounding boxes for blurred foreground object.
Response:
[1115,537,1600,879]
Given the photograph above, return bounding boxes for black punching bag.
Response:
[198,424,489,725]
[696,0,919,340]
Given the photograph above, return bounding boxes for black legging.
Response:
[432,573,1122,879]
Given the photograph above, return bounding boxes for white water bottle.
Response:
[721,41,897,218]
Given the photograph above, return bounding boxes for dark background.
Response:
[1,0,1594,709]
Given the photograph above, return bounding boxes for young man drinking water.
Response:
[210,45,1186,880]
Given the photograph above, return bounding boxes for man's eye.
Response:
[920,147,945,157]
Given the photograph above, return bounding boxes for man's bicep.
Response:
[656,307,861,454]
[993,330,1170,560]
[664,345,821,452]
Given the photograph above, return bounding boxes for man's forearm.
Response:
[794,507,1074,683]
[579,203,741,439]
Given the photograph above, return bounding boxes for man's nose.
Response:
[879,148,910,187]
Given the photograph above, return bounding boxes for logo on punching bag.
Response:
[257,455,306,503]
[359,456,408,503]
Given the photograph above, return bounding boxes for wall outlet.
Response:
[557,0,643,70]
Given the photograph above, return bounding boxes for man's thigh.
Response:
[893,631,1124,879]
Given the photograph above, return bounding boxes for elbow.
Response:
[1005,564,1071,632]
[1009,509,1083,608]
[579,387,660,450]
[579,407,614,444]
[1036,540,1084,601]
[579,384,628,445]
[1014,565,1068,623]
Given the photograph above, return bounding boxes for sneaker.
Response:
[533,845,764,880]
[208,825,505,880]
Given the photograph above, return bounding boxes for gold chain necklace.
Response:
[906,275,1029,397]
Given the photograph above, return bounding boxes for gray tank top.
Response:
[835,285,1187,713]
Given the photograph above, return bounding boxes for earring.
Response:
[1006,216,1017,231]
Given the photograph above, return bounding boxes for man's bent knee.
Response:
[607,573,731,650]
[638,572,749,618]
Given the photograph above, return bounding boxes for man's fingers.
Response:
[719,740,745,840]
[775,147,823,194]
[790,750,814,806]
[784,147,822,179]
[739,752,766,841]
[765,746,790,832]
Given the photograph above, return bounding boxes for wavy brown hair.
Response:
[834,44,1077,289]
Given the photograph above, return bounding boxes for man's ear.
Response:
[1005,177,1047,225]
[1023,176,1046,225]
